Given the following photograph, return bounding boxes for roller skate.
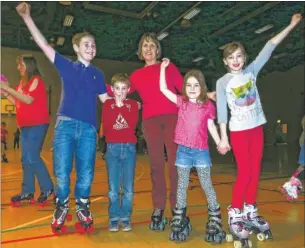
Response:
[226,207,252,248]
[205,205,226,244]
[74,197,94,233]
[10,192,36,207]
[1,154,8,163]
[280,177,303,201]
[243,203,273,242]
[149,208,168,231]
[51,197,72,234]
[169,207,192,242]
[37,189,55,207]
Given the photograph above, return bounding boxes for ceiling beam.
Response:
[44,2,57,32]
[124,2,203,61]
[83,2,159,19]
[1,24,74,37]
[209,2,280,39]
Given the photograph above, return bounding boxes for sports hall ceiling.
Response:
[1,1,304,79]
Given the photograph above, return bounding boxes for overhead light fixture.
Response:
[218,43,229,50]
[157,32,169,41]
[56,37,65,46]
[183,8,201,20]
[63,15,74,27]
[193,56,204,62]
[273,52,288,59]
[255,24,274,34]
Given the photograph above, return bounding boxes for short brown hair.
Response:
[111,73,130,87]
[72,32,95,46]
[137,33,162,61]
[183,70,208,104]
[223,41,247,59]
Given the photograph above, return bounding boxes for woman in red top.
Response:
[1,55,54,206]
[128,33,183,229]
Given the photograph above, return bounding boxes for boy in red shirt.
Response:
[1,122,8,163]
[102,73,139,232]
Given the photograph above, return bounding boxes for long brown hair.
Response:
[16,55,41,85]
[183,69,208,104]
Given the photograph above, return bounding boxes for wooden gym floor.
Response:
[1,144,304,248]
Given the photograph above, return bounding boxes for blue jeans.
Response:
[53,118,96,203]
[175,144,211,168]
[20,124,53,193]
[105,143,136,222]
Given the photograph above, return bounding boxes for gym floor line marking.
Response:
[2,196,104,232]
[1,170,22,176]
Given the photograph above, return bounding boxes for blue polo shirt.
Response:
[54,52,107,128]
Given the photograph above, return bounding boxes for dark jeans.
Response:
[20,124,53,193]
[14,138,20,149]
[142,114,178,210]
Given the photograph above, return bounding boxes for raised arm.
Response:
[16,2,55,63]
[269,13,302,46]
[160,58,177,104]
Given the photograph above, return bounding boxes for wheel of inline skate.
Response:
[233,240,242,248]
[169,232,175,241]
[248,240,253,247]
[178,232,186,241]
[61,225,67,233]
[226,233,233,242]
[163,217,168,225]
[149,222,154,230]
[257,232,266,241]
[66,214,72,221]
[159,223,165,231]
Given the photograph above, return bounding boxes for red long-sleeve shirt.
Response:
[102,99,139,143]
[107,62,183,120]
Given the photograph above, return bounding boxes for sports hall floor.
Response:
[1,116,304,248]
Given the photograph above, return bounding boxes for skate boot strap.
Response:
[152,208,163,216]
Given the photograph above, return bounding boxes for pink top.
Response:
[174,95,216,150]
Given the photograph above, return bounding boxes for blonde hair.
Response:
[111,73,130,87]
[72,32,95,46]
[183,69,208,104]
[137,33,162,61]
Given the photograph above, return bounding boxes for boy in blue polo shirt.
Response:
[17,2,111,233]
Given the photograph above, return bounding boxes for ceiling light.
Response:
[273,52,288,59]
[218,43,229,50]
[255,24,274,34]
[193,56,204,62]
[183,8,201,20]
[157,32,169,41]
[63,15,74,27]
[56,37,65,46]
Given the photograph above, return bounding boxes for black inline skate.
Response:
[243,203,273,242]
[51,197,72,234]
[169,207,192,242]
[205,205,226,244]
[74,197,94,233]
[149,208,168,231]
[2,154,8,163]
[10,192,36,207]
[37,189,55,207]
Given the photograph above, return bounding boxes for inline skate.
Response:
[205,205,226,244]
[10,192,36,207]
[51,197,72,234]
[74,197,94,233]
[280,177,303,201]
[169,207,192,242]
[149,208,168,231]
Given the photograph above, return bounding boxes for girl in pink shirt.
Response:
[160,58,225,243]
